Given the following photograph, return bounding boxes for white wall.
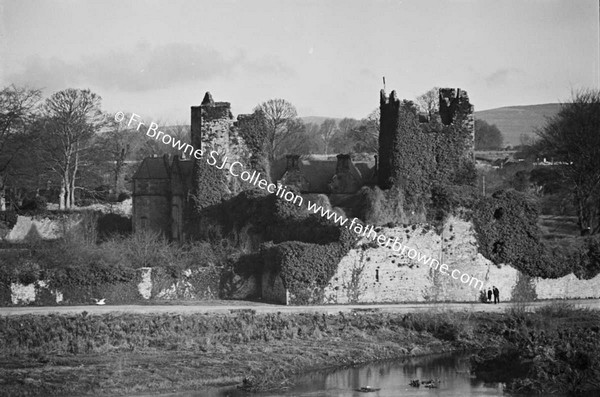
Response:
[322,216,599,303]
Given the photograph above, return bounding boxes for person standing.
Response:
[487,288,492,303]
[493,286,500,304]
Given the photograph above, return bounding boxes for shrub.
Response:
[75,198,95,207]
[472,189,600,279]
[472,190,547,276]
[357,185,408,225]
[97,213,132,240]
[0,210,18,228]
[26,239,134,287]
[573,235,600,279]
[19,196,47,212]
[190,153,229,213]
[429,184,479,223]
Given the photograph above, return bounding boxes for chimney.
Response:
[285,154,300,171]
[336,154,351,173]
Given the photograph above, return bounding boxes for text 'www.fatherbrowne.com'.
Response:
[115,111,485,291]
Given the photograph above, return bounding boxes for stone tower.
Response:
[378,88,475,190]
[378,89,401,189]
[190,92,235,154]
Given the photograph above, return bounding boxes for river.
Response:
[159,352,509,397]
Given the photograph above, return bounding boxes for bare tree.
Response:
[338,118,359,136]
[163,123,191,156]
[416,87,440,117]
[95,113,147,195]
[536,89,600,235]
[331,118,359,153]
[318,119,339,155]
[254,98,300,161]
[40,89,103,209]
[0,85,41,210]
[276,118,311,156]
[349,108,379,153]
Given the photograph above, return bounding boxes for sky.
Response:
[1,0,599,122]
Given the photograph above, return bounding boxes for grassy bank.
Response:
[0,305,598,396]
[472,302,600,395]
[0,309,495,396]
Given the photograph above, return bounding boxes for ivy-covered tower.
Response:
[188,92,270,221]
[187,92,234,222]
[378,89,402,190]
[377,88,475,193]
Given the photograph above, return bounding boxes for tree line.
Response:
[0,86,192,210]
[0,86,384,211]
[0,85,504,212]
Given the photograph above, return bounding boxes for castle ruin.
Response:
[132,88,475,240]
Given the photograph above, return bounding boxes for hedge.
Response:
[261,226,356,304]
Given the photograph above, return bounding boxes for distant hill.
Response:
[475,103,562,147]
[303,104,563,148]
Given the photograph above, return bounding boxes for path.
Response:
[1,299,599,316]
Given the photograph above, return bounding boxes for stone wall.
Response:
[1,266,220,306]
[320,216,600,303]
[535,273,600,300]
[2,215,81,242]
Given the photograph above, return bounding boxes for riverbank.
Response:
[0,304,598,396]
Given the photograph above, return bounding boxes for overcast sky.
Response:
[1,0,599,122]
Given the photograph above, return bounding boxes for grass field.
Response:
[1,304,598,396]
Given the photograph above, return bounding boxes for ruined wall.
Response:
[3,215,82,242]
[435,88,476,184]
[235,111,269,179]
[2,266,220,306]
[191,92,235,153]
[535,273,600,300]
[439,88,475,159]
[378,90,401,189]
[321,216,600,303]
[377,88,475,200]
[190,92,255,200]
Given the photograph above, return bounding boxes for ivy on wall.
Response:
[382,99,476,217]
[389,102,436,212]
[190,153,229,214]
[236,110,270,180]
[472,189,547,275]
[471,189,600,279]
[262,225,356,304]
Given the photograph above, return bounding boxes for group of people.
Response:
[486,286,500,304]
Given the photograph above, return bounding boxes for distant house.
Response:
[132,155,193,240]
[271,153,376,195]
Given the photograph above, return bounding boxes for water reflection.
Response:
[167,352,508,397]
[281,353,504,397]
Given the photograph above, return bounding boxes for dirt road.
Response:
[1,299,599,316]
